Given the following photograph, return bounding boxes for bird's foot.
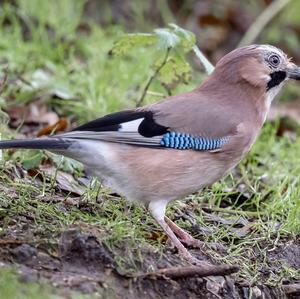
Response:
[178,233,205,248]
[165,216,226,252]
[177,247,213,267]
[180,237,226,253]
[165,231,204,249]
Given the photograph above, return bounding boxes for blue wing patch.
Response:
[160,132,228,151]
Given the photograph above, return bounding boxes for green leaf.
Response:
[154,28,180,49]
[49,153,84,175]
[110,33,156,56]
[168,23,196,51]
[22,150,43,170]
[110,24,196,56]
[157,54,191,85]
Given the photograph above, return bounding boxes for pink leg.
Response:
[156,218,203,265]
[148,200,208,265]
[165,216,226,252]
[165,216,204,248]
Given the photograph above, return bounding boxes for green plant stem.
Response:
[136,47,171,107]
[192,45,215,75]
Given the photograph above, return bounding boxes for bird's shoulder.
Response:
[149,90,240,138]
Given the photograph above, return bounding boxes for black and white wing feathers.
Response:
[60,109,168,147]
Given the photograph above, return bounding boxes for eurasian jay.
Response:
[1,44,299,265]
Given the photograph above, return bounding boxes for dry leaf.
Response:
[39,164,85,196]
[7,101,59,129]
[37,118,69,137]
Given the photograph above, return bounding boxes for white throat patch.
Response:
[265,81,285,109]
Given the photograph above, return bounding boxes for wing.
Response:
[60,90,242,151]
[149,91,244,138]
[72,109,168,137]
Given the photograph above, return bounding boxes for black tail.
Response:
[0,137,73,150]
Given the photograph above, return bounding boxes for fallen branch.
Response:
[282,283,300,295]
[142,264,239,279]
[0,239,24,245]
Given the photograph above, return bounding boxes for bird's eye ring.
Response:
[268,54,280,67]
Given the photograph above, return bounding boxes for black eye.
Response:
[269,54,280,67]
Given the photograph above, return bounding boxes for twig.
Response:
[136,47,171,107]
[161,82,172,96]
[145,91,165,97]
[16,73,32,87]
[192,45,215,75]
[0,239,24,245]
[282,283,300,294]
[0,66,8,162]
[238,0,292,47]
[0,66,8,95]
[141,264,239,279]
[202,206,265,217]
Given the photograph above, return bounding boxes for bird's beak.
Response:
[287,65,300,80]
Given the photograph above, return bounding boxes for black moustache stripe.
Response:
[267,71,286,90]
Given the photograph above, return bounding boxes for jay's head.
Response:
[213,44,300,98]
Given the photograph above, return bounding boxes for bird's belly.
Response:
[66,141,246,205]
[101,144,244,204]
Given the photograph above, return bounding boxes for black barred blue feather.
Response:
[160,132,228,150]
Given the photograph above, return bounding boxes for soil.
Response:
[1,227,300,299]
